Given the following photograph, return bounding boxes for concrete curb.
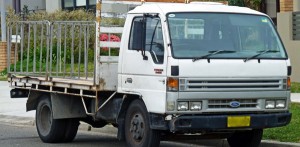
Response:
[0,114,299,147]
[261,140,300,147]
[0,114,118,135]
[0,115,35,126]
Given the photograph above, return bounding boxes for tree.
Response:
[228,0,262,11]
[228,0,245,7]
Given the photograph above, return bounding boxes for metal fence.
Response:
[293,11,300,40]
[6,20,123,85]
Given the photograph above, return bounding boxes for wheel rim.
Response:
[129,113,145,142]
[38,104,52,136]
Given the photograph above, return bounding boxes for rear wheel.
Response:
[36,97,66,143]
[62,119,79,142]
[125,99,160,147]
[227,129,263,147]
[36,97,79,143]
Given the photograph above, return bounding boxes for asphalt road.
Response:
[0,122,218,147]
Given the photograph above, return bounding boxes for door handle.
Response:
[159,79,165,84]
[126,78,133,83]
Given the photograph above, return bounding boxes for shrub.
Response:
[228,0,262,11]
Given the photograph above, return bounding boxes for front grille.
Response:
[179,78,285,91]
[208,99,258,109]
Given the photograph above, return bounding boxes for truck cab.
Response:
[7,2,291,147]
[117,2,291,147]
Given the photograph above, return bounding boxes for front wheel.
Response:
[125,99,160,147]
[227,129,263,147]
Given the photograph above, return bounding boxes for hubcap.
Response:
[38,104,52,136]
[129,113,145,142]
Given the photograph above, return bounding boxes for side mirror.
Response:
[132,20,148,60]
[132,21,145,50]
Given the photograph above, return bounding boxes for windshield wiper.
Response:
[244,50,279,62]
[192,50,236,62]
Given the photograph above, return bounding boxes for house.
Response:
[5,0,138,16]
[277,0,300,82]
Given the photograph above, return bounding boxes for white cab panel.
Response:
[177,59,287,78]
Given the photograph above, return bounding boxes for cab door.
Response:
[121,15,167,113]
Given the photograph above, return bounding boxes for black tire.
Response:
[62,119,80,142]
[125,99,160,147]
[227,129,263,147]
[36,97,66,143]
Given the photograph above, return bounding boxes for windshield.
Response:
[167,13,287,59]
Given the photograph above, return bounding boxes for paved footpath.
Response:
[1,81,300,147]
[291,93,300,103]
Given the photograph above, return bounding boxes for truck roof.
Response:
[128,2,266,16]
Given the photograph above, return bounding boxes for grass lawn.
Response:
[291,82,300,93]
[0,76,6,81]
[263,103,300,142]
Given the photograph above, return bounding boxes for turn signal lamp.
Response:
[287,77,291,90]
[167,77,179,91]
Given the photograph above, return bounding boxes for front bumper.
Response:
[169,113,291,132]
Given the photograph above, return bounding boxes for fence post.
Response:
[0,42,7,72]
[1,0,6,42]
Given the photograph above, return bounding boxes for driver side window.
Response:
[129,17,165,64]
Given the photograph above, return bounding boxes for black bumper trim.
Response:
[168,113,291,132]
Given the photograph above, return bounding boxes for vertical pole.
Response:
[71,24,75,78]
[95,0,102,85]
[78,23,82,78]
[33,23,37,73]
[1,0,7,42]
[294,0,300,12]
[39,24,44,74]
[63,23,67,78]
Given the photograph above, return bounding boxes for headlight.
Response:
[276,100,286,108]
[177,102,188,111]
[265,100,275,109]
[190,102,202,111]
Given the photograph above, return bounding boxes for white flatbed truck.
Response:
[7,1,292,147]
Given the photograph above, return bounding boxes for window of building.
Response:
[76,0,86,6]
[64,0,74,8]
[62,0,96,12]
[89,0,96,5]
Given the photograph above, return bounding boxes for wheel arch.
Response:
[116,93,145,141]
[26,90,50,111]
[27,90,86,119]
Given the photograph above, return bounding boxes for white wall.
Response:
[265,0,277,18]
[277,12,300,82]
[294,0,300,12]
[46,0,61,12]
[3,1,13,9]
[102,2,138,14]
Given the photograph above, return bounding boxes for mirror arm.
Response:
[141,15,148,60]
